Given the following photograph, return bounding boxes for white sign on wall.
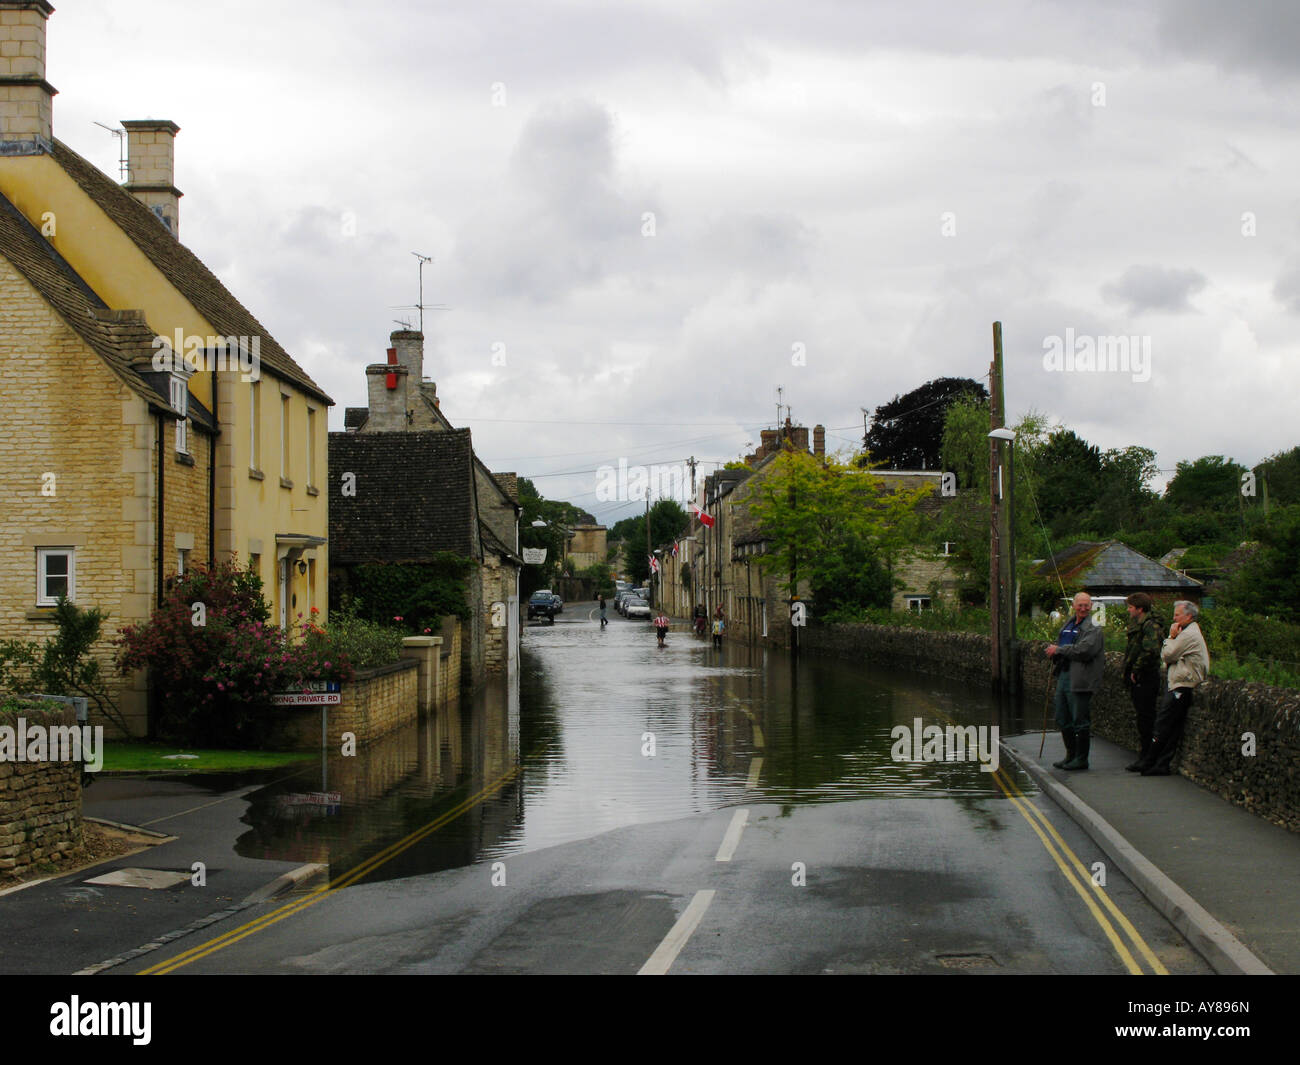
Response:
[522,548,548,564]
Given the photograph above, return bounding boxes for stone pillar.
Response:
[401,635,442,716]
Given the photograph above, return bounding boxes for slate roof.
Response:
[1032,540,1202,590]
[328,429,478,565]
[49,139,332,407]
[0,190,177,414]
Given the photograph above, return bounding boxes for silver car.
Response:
[624,596,650,619]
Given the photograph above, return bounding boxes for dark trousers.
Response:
[1128,673,1160,760]
[1147,687,1194,772]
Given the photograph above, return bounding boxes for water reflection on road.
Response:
[236,614,1031,885]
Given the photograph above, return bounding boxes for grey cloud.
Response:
[1156,0,1300,81]
[1102,265,1207,313]
[1272,260,1300,313]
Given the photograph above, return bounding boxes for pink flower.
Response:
[394,615,404,622]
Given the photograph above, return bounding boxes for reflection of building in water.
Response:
[236,673,521,879]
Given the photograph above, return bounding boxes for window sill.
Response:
[280,477,294,490]
[26,608,59,622]
[175,451,195,467]
[306,485,319,497]
[249,468,265,481]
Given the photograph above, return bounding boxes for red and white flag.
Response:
[671,541,679,558]
[649,555,661,574]
[693,504,715,528]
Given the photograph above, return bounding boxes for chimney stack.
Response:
[122,119,182,237]
[813,424,825,459]
[0,1,56,154]
[365,363,409,431]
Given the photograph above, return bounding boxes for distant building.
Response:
[1032,540,1203,611]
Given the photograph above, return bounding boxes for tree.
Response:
[1255,446,1300,506]
[518,477,585,592]
[745,450,931,616]
[1222,504,1300,622]
[1164,456,1248,513]
[1032,430,1103,538]
[860,377,989,471]
[613,500,689,585]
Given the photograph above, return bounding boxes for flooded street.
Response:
[235,610,1034,884]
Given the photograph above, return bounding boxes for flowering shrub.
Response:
[117,560,353,746]
[301,610,405,672]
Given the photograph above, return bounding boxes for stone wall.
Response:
[0,705,84,877]
[270,659,418,751]
[803,622,1300,832]
[438,616,462,708]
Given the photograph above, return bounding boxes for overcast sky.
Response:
[46,0,1300,526]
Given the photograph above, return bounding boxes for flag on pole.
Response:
[649,555,661,574]
[671,541,679,558]
[693,504,715,528]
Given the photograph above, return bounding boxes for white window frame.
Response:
[906,596,931,613]
[177,548,189,576]
[170,374,189,455]
[249,380,261,471]
[37,547,75,605]
[280,393,291,480]
[306,405,316,489]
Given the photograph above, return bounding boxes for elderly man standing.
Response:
[1137,600,1209,777]
[1046,592,1105,771]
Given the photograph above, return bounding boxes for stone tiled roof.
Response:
[0,191,175,413]
[50,139,332,406]
[328,429,478,564]
[1033,540,1202,589]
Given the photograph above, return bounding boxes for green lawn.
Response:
[100,742,316,774]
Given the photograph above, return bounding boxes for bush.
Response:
[346,556,473,632]
[117,560,354,747]
[307,610,406,671]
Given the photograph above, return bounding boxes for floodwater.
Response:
[234,611,1034,885]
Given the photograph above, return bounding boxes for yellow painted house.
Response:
[0,1,333,734]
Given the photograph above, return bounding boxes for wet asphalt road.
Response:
[90,609,1210,975]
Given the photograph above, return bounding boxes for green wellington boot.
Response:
[1062,730,1090,770]
[1052,728,1076,769]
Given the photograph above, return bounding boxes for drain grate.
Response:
[935,952,998,969]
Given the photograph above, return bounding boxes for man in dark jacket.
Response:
[1046,592,1105,770]
[1122,593,1165,771]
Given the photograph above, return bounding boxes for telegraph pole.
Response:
[989,322,1017,696]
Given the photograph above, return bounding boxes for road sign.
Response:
[271,692,341,706]
[303,680,341,693]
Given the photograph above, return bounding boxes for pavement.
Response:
[0,769,326,975]
[1003,732,1300,975]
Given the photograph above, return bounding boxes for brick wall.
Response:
[0,705,83,878]
[803,622,1300,832]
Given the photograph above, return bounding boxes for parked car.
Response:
[528,591,557,622]
[624,596,650,619]
[550,594,564,614]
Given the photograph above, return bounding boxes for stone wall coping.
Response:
[352,658,419,681]
[401,636,442,647]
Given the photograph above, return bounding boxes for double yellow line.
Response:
[991,765,1167,975]
[140,762,523,975]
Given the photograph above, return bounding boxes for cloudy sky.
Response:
[45,0,1300,525]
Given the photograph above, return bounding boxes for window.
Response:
[249,381,261,470]
[940,541,955,557]
[37,548,74,605]
[906,596,931,613]
[170,375,189,454]
[280,393,290,481]
[177,548,189,576]
[306,406,316,488]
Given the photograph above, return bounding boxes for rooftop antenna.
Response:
[775,385,785,427]
[390,252,449,335]
[93,121,127,180]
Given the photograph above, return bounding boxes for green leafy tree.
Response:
[1165,455,1248,513]
[611,500,689,585]
[1222,504,1300,622]
[745,451,930,616]
[1254,446,1300,506]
